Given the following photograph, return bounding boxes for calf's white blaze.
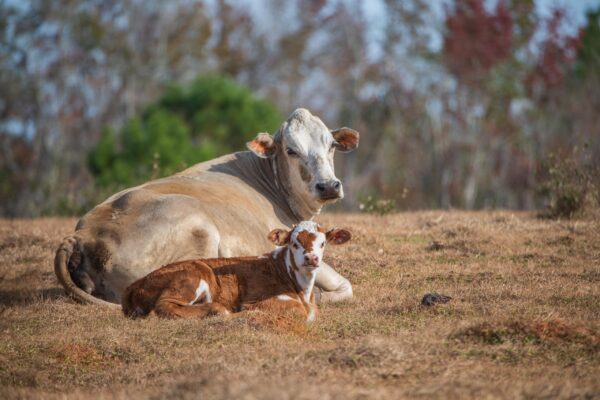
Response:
[289,221,327,273]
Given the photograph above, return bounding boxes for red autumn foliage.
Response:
[443,0,513,84]
[526,8,583,97]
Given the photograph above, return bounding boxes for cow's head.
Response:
[247,108,359,218]
[268,221,351,272]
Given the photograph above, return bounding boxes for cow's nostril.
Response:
[315,183,326,192]
[333,181,341,190]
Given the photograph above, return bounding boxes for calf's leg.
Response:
[242,298,310,329]
[154,298,229,319]
[244,297,306,317]
[152,270,228,319]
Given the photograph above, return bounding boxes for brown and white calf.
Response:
[121,221,351,322]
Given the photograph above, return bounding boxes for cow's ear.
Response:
[247,132,276,158]
[326,228,352,245]
[331,127,359,152]
[268,228,290,246]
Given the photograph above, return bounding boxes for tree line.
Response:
[1,0,598,217]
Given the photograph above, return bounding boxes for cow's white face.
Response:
[247,109,359,217]
[268,221,352,273]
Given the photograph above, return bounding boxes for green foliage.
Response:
[358,194,397,215]
[88,76,281,188]
[537,145,600,219]
[575,8,600,79]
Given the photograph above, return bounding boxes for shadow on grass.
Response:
[0,287,65,307]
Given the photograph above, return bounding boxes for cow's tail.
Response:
[54,235,120,309]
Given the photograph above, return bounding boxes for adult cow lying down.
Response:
[55,108,359,306]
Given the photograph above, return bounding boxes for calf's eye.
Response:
[286,148,298,157]
[321,242,325,248]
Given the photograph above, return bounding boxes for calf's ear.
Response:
[247,132,277,158]
[331,127,359,152]
[268,228,291,246]
[326,228,352,245]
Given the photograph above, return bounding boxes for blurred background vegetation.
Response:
[88,75,281,189]
[1,0,599,217]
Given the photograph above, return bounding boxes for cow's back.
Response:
[74,152,293,303]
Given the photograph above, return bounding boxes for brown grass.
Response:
[1,211,599,399]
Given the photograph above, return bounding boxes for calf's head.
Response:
[268,221,351,273]
[247,108,359,216]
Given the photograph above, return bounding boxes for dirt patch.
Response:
[452,319,599,350]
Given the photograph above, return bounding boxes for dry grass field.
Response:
[1,211,599,399]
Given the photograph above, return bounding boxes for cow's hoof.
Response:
[421,292,452,306]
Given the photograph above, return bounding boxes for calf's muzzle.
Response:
[304,254,319,266]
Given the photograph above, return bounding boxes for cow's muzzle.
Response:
[315,180,342,200]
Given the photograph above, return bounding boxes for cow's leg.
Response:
[154,299,229,319]
[314,261,352,303]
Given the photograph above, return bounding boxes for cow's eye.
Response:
[329,142,336,151]
[286,148,298,157]
[321,242,325,248]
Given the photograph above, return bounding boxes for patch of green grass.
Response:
[394,234,430,244]
[434,255,464,265]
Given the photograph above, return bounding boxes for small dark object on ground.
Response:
[427,241,445,251]
[421,293,452,306]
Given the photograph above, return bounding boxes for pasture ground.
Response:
[0,211,599,399]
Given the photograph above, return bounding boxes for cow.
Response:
[122,221,352,321]
[54,108,359,308]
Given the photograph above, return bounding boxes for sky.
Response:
[536,0,600,27]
